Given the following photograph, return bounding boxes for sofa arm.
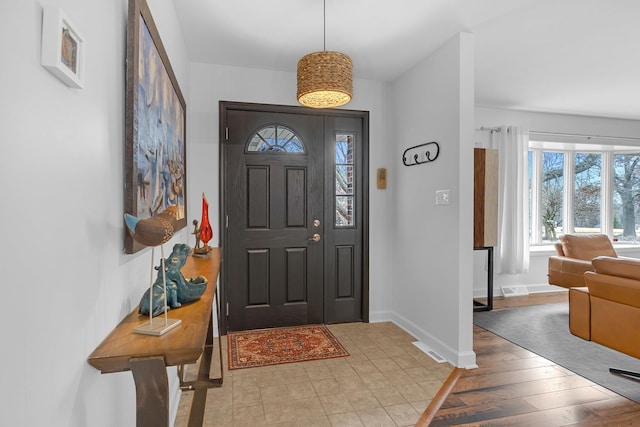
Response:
[585,271,640,310]
[550,256,593,274]
[548,256,594,288]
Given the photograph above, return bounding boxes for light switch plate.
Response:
[436,189,451,205]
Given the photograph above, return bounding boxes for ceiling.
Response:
[173,0,640,120]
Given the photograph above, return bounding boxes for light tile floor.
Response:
[174,322,453,427]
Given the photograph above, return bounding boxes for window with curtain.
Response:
[529,140,640,245]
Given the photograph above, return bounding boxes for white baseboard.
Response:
[369,311,478,368]
[385,312,477,369]
[369,310,393,323]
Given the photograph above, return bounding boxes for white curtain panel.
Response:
[489,126,530,274]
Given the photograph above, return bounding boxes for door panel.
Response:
[247,167,269,228]
[286,248,307,302]
[225,110,324,331]
[247,249,269,305]
[286,168,306,227]
[336,245,354,298]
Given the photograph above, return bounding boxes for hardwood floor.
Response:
[429,292,640,426]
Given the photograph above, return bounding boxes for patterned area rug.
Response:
[227,324,349,369]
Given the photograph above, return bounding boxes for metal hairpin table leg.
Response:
[178,288,224,427]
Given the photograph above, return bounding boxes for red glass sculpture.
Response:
[199,193,213,248]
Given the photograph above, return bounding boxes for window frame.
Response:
[529,139,640,246]
[245,124,305,153]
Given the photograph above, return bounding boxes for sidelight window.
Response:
[246,125,304,153]
[335,133,355,227]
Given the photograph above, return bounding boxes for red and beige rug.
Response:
[227,324,349,369]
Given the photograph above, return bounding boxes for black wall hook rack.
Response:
[402,141,440,166]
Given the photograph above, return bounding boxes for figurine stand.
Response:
[134,244,182,336]
[133,318,181,336]
[192,246,211,258]
[191,219,211,258]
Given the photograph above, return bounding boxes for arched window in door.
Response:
[246,125,305,153]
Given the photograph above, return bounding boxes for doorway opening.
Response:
[219,102,370,333]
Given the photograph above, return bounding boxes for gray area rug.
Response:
[474,302,640,403]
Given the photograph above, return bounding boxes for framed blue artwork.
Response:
[125,0,187,254]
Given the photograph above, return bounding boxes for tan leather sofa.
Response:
[579,256,640,359]
[548,234,617,288]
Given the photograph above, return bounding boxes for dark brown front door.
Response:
[221,102,368,332]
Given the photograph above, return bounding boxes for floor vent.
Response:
[501,285,530,297]
[528,284,566,294]
[412,341,447,363]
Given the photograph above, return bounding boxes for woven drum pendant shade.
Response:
[297,51,352,108]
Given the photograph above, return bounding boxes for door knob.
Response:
[308,233,321,242]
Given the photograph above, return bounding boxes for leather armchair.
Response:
[548,234,617,289]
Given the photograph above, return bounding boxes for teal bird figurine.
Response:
[124,205,179,247]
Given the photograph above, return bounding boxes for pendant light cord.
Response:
[323,0,326,51]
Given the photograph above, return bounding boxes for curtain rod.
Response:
[531,130,640,142]
[478,128,640,142]
[477,126,501,132]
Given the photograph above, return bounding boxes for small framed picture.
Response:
[41,6,84,89]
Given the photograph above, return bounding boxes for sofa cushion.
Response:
[559,234,616,260]
[592,256,640,281]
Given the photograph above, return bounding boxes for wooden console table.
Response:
[88,248,222,427]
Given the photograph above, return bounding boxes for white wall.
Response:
[0,1,190,425]
[388,33,476,368]
[473,107,640,297]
